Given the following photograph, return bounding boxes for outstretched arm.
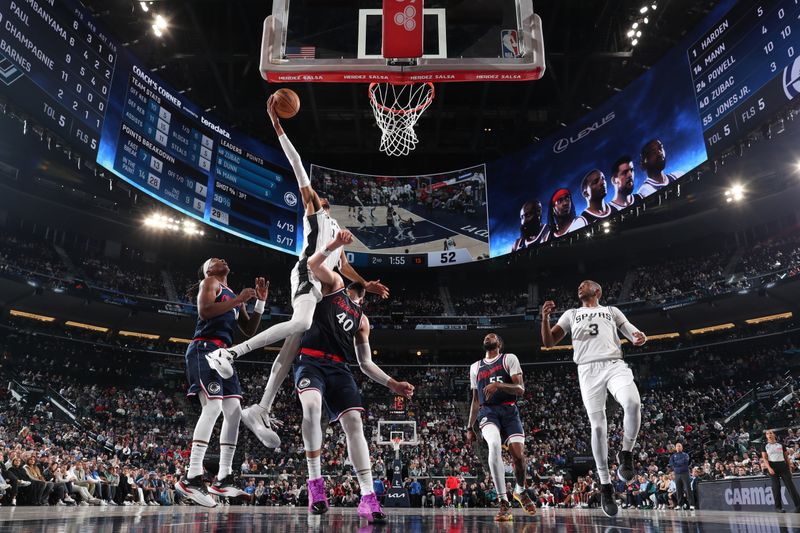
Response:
[354,315,414,397]
[612,306,647,346]
[540,300,566,348]
[339,250,390,299]
[267,95,321,215]
[308,230,351,293]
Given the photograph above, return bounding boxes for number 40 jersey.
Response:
[299,288,364,363]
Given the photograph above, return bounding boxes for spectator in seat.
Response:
[9,457,46,505]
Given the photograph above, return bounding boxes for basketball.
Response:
[273,88,300,119]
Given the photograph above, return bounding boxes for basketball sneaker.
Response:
[307,477,329,515]
[357,492,387,523]
[513,490,537,516]
[617,450,635,482]
[205,348,235,379]
[494,499,513,522]
[600,483,618,517]
[209,475,248,498]
[176,475,217,508]
[241,405,281,448]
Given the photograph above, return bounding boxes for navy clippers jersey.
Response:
[475,355,517,406]
[193,284,239,346]
[300,288,364,364]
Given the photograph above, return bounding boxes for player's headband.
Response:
[551,188,570,204]
[202,259,213,277]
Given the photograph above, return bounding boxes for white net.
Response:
[368,82,435,157]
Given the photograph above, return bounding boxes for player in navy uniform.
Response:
[296,229,414,523]
[467,333,537,521]
[205,96,388,450]
[177,258,268,507]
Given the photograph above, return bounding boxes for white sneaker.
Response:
[109,500,118,506]
[241,405,281,448]
[205,348,235,379]
[100,500,108,506]
[56,500,66,506]
[64,496,76,504]
[18,481,31,487]
[124,501,133,506]
[689,505,695,510]
[79,501,89,507]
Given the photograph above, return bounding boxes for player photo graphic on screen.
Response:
[309,165,489,260]
[636,140,684,197]
[578,170,614,225]
[609,156,642,211]
[511,200,550,252]
[547,188,584,239]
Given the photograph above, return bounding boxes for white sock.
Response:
[340,411,374,496]
[481,424,507,501]
[228,298,315,357]
[188,442,208,479]
[306,455,322,480]
[615,383,642,452]
[587,409,611,484]
[218,444,236,479]
[259,332,303,411]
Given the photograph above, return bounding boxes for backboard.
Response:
[261,0,545,84]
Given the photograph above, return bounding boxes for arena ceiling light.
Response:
[152,14,168,37]
[144,213,205,237]
[139,2,149,12]
[724,184,745,203]
[627,3,656,48]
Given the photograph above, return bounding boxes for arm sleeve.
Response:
[504,353,523,376]
[611,306,640,342]
[555,310,572,335]
[355,342,391,386]
[278,134,311,188]
[469,362,479,390]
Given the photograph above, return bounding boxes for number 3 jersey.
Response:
[470,353,523,406]
[555,305,633,365]
[299,287,364,364]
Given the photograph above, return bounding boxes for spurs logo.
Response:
[394,1,418,32]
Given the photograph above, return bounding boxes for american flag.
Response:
[285,46,316,59]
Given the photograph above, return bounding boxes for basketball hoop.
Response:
[368,82,435,157]
[391,436,403,453]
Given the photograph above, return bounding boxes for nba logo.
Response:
[501,30,520,58]
[783,57,800,100]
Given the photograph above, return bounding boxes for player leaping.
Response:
[296,229,414,523]
[467,333,537,521]
[205,96,389,448]
[540,280,646,517]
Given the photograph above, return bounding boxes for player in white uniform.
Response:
[540,280,647,517]
[205,95,389,448]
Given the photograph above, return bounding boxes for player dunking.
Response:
[540,280,646,517]
[296,229,414,523]
[467,333,537,521]
[176,258,268,507]
[205,96,388,448]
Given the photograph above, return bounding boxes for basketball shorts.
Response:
[294,355,363,422]
[290,259,322,304]
[185,340,242,400]
[477,404,525,445]
[577,358,635,413]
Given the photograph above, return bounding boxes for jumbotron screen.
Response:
[1,0,799,263]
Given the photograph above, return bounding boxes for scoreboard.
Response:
[691,0,800,158]
[0,0,301,255]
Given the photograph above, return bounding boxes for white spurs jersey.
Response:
[301,209,341,272]
[555,305,633,365]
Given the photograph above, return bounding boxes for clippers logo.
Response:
[394,1,418,32]
[208,382,222,395]
[298,377,311,389]
[553,112,616,154]
[783,57,800,101]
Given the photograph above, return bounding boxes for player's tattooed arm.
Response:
[483,373,525,401]
[237,277,269,337]
[197,278,254,320]
[339,251,390,299]
[540,300,566,348]
[308,230,351,292]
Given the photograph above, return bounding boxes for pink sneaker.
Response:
[358,492,387,523]
[307,477,328,515]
